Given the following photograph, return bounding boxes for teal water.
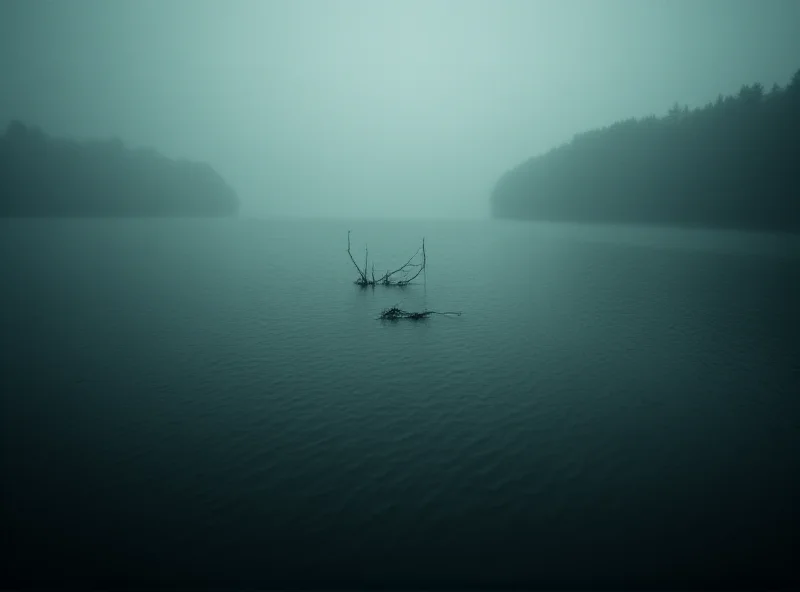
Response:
[1,218,798,588]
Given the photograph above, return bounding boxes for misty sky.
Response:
[1,0,798,218]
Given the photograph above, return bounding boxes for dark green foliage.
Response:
[491,69,800,232]
[0,121,239,217]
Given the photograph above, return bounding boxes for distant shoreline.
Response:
[0,213,238,219]
[490,211,800,235]
[0,121,239,218]
[491,68,800,234]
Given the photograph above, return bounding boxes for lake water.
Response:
[1,218,798,588]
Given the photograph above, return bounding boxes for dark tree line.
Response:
[0,121,239,217]
[491,69,800,232]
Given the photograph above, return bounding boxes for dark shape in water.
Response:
[378,306,462,321]
[347,230,426,287]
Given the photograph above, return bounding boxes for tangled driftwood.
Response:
[346,232,462,320]
[378,306,462,321]
[347,231,426,287]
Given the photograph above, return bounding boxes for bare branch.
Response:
[395,237,426,286]
[346,230,367,283]
[346,232,426,287]
[384,246,422,280]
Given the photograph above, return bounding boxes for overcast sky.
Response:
[1,0,798,218]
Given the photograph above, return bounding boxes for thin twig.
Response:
[346,230,367,283]
[396,238,425,286]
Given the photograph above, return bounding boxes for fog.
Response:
[1,0,798,219]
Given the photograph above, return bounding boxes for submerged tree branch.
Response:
[346,231,426,287]
[345,233,460,320]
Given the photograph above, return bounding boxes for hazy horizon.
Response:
[2,0,798,218]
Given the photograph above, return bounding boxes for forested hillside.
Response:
[491,69,800,232]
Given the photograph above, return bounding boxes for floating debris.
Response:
[378,306,462,321]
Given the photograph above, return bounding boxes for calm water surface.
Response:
[1,218,798,587]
